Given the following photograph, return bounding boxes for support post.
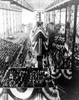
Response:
[72,1,78,70]
[39,12,41,22]
[60,9,61,24]
[65,7,67,42]
[49,12,50,23]
[38,93,43,100]
[39,38,42,55]
[37,38,43,70]
[3,88,8,100]
[54,10,55,24]
[68,3,71,23]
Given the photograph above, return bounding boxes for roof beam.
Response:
[1,0,34,12]
[45,0,71,12]
[0,1,22,11]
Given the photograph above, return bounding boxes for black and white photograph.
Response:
[0,0,79,100]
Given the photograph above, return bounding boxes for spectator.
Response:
[5,56,9,63]
[46,22,55,48]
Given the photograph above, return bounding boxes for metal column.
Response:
[49,12,50,23]
[65,7,67,42]
[39,12,41,22]
[54,10,55,24]
[60,9,61,24]
[72,1,78,70]
[2,89,8,100]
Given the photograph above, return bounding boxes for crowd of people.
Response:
[30,21,71,69]
[1,20,79,87]
[0,38,21,80]
[0,21,76,87]
[0,21,72,72]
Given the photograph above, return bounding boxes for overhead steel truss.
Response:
[0,1,22,12]
[45,0,71,12]
[1,0,34,12]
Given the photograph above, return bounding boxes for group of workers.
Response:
[29,21,72,69]
[31,21,62,54]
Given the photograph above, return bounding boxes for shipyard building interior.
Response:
[0,0,79,100]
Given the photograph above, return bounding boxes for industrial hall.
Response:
[0,0,79,100]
